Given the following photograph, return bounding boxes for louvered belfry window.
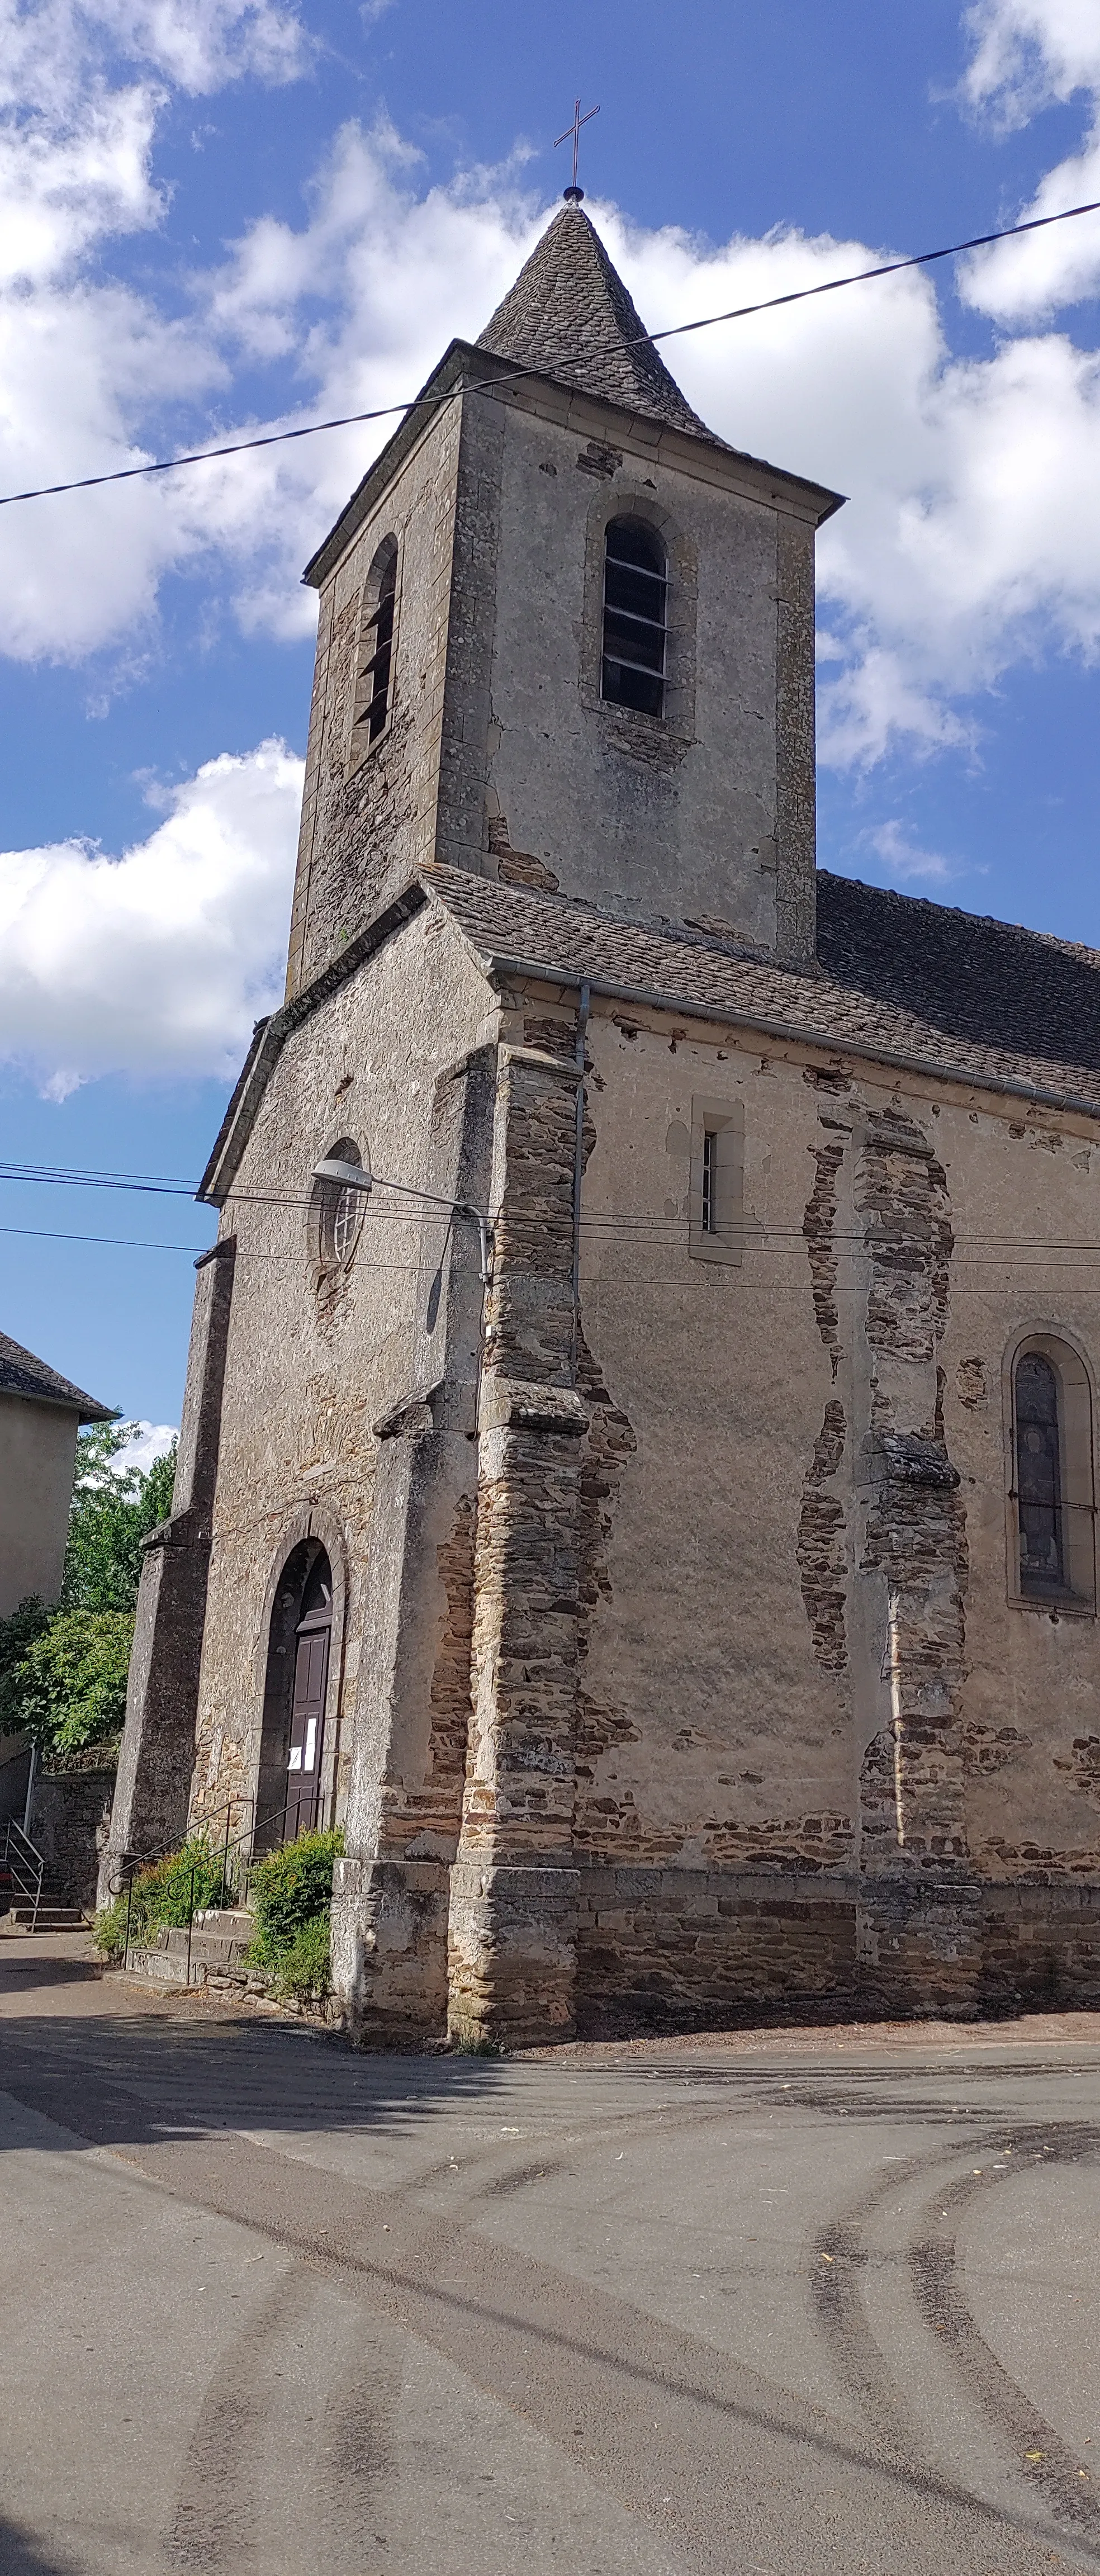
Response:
[601,519,667,717]
[359,543,397,745]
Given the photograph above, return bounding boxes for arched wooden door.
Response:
[285,1554,332,1839]
[257,1542,334,1847]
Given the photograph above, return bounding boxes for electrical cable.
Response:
[10,1158,1100,1257]
[11,1216,1100,1295]
[12,1163,1100,1254]
[1,195,1098,511]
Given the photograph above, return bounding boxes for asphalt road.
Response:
[3,1934,1100,2575]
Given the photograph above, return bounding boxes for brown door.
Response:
[286,1620,329,1837]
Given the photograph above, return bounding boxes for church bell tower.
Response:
[284,200,842,1002]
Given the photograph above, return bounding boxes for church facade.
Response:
[105,202,1100,2041]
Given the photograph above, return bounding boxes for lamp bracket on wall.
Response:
[311,1159,494,1286]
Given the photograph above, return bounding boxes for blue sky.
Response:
[2,0,1100,1426]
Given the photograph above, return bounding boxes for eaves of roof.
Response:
[197,884,429,1205]
[423,866,1100,1126]
[301,339,843,593]
[0,1331,115,1423]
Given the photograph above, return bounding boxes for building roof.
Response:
[304,201,843,588]
[424,865,1100,1119]
[478,201,715,441]
[0,1331,114,1423]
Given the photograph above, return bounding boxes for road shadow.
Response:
[0,1969,516,2157]
[0,2515,83,2575]
[0,1950,103,1992]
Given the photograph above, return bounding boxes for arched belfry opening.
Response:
[256,1539,334,1847]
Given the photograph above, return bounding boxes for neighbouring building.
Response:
[105,198,1100,2039]
[1,1332,112,1821]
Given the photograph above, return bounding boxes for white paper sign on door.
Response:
[304,1717,317,1770]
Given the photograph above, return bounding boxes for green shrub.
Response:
[92,1901,129,1961]
[92,1834,234,1959]
[244,1829,343,1997]
[268,1912,334,2003]
[245,1829,343,1966]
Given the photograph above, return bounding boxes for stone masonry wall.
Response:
[187,908,494,1888]
[447,1036,587,2043]
[285,402,465,998]
[521,990,1100,2028]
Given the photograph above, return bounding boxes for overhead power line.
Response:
[6,1159,1100,1258]
[1,195,1098,512]
[8,1216,1100,1294]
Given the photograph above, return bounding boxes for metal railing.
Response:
[110,1784,329,1976]
[2,1817,46,1930]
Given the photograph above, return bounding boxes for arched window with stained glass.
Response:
[1009,1336,1096,1609]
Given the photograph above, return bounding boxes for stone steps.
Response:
[125,1911,257,1987]
[6,1903,88,1932]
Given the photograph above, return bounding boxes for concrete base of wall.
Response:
[331,1854,452,2044]
[329,1853,1100,2045]
[447,1862,580,2048]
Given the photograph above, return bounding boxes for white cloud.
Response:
[959,0,1100,317]
[0,0,309,662]
[112,1419,177,1472]
[1,7,1100,766]
[0,0,306,117]
[863,821,956,885]
[0,738,302,1092]
[961,0,1100,123]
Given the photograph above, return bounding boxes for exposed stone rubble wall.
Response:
[31,1770,115,1912]
[448,1040,587,2045]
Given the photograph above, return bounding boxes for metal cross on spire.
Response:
[554,97,600,202]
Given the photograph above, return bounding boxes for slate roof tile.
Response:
[478,202,717,441]
[424,865,1100,1115]
[0,1330,113,1420]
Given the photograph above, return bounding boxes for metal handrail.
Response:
[111,1783,330,1978]
[3,1816,46,1931]
[107,1792,254,1898]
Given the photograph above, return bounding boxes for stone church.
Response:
[106,198,1100,2041]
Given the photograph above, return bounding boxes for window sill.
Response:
[1008,1592,1096,1618]
[585,694,691,771]
[688,1234,744,1270]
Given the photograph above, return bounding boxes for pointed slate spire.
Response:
[478,202,716,441]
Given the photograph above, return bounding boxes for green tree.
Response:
[0,1596,51,1740]
[0,1423,177,1763]
[61,1420,177,1613]
[16,1609,135,1756]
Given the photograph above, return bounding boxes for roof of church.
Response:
[477,202,715,441]
[424,866,1100,1117]
[0,1329,113,1421]
[304,200,843,585]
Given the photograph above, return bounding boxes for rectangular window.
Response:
[689,1098,747,1266]
[701,1130,718,1235]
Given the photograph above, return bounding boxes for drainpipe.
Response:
[571,981,591,1379]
